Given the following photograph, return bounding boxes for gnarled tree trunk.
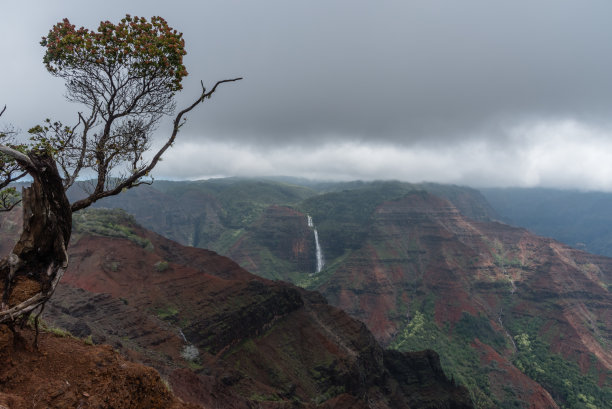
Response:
[0,152,71,325]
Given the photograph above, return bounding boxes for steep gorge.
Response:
[311,192,611,408]
[0,208,473,408]
[53,179,612,408]
[203,186,611,409]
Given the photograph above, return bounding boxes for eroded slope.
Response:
[40,209,473,408]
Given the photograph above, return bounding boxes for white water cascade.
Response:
[307,215,325,273]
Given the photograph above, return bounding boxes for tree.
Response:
[0,15,241,336]
[0,107,26,212]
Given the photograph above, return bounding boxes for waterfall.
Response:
[307,215,324,273]
[314,229,324,272]
[178,329,187,342]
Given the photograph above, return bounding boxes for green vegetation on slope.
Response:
[299,181,420,260]
[390,301,502,409]
[72,208,152,249]
[389,294,612,409]
[505,315,612,409]
[154,178,315,217]
[141,178,318,250]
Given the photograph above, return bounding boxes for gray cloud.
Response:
[175,0,612,147]
[3,1,612,188]
[152,119,612,191]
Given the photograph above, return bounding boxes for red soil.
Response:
[0,326,199,409]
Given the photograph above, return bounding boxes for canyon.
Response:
[1,178,611,408]
[0,207,472,408]
[85,179,612,408]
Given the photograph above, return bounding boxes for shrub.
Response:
[154,260,169,272]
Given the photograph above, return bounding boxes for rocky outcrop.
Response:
[183,280,305,354]
[384,349,473,409]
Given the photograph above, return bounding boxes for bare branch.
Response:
[0,105,27,212]
[202,78,243,100]
[0,192,21,212]
[0,171,26,191]
[62,110,98,190]
[70,77,242,211]
[0,145,34,168]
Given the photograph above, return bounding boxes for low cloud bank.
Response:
[152,119,612,191]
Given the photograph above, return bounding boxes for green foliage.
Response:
[295,249,352,289]
[390,305,499,409]
[45,325,74,338]
[454,312,507,350]
[148,178,318,253]
[154,304,179,321]
[0,186,20,210]
[28,317,96,345]
[154,260,169,272]
[507,317,612,409]
[245,247,297,281]
[72,208,152,249]
[27,119,73,157]
[400,304,612,409]
[220,200,267,229]
[249,392,283,403]
[215,180,316,229]
[41,15,187,91]
[161,377,173,393]
[212,229,245,254]
[0,128,27,210]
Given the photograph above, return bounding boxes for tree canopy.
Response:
[0,15,240,332]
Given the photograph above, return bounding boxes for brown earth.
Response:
[0,326,198,409]
[0,276,41,306]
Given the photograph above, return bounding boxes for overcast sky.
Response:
[3,1,612,190]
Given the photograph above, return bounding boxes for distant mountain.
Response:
[481,187,612,257]
[67,178,320,251]
[71,178,497,254]
[76,179,612,409]
[0,208,472,408]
